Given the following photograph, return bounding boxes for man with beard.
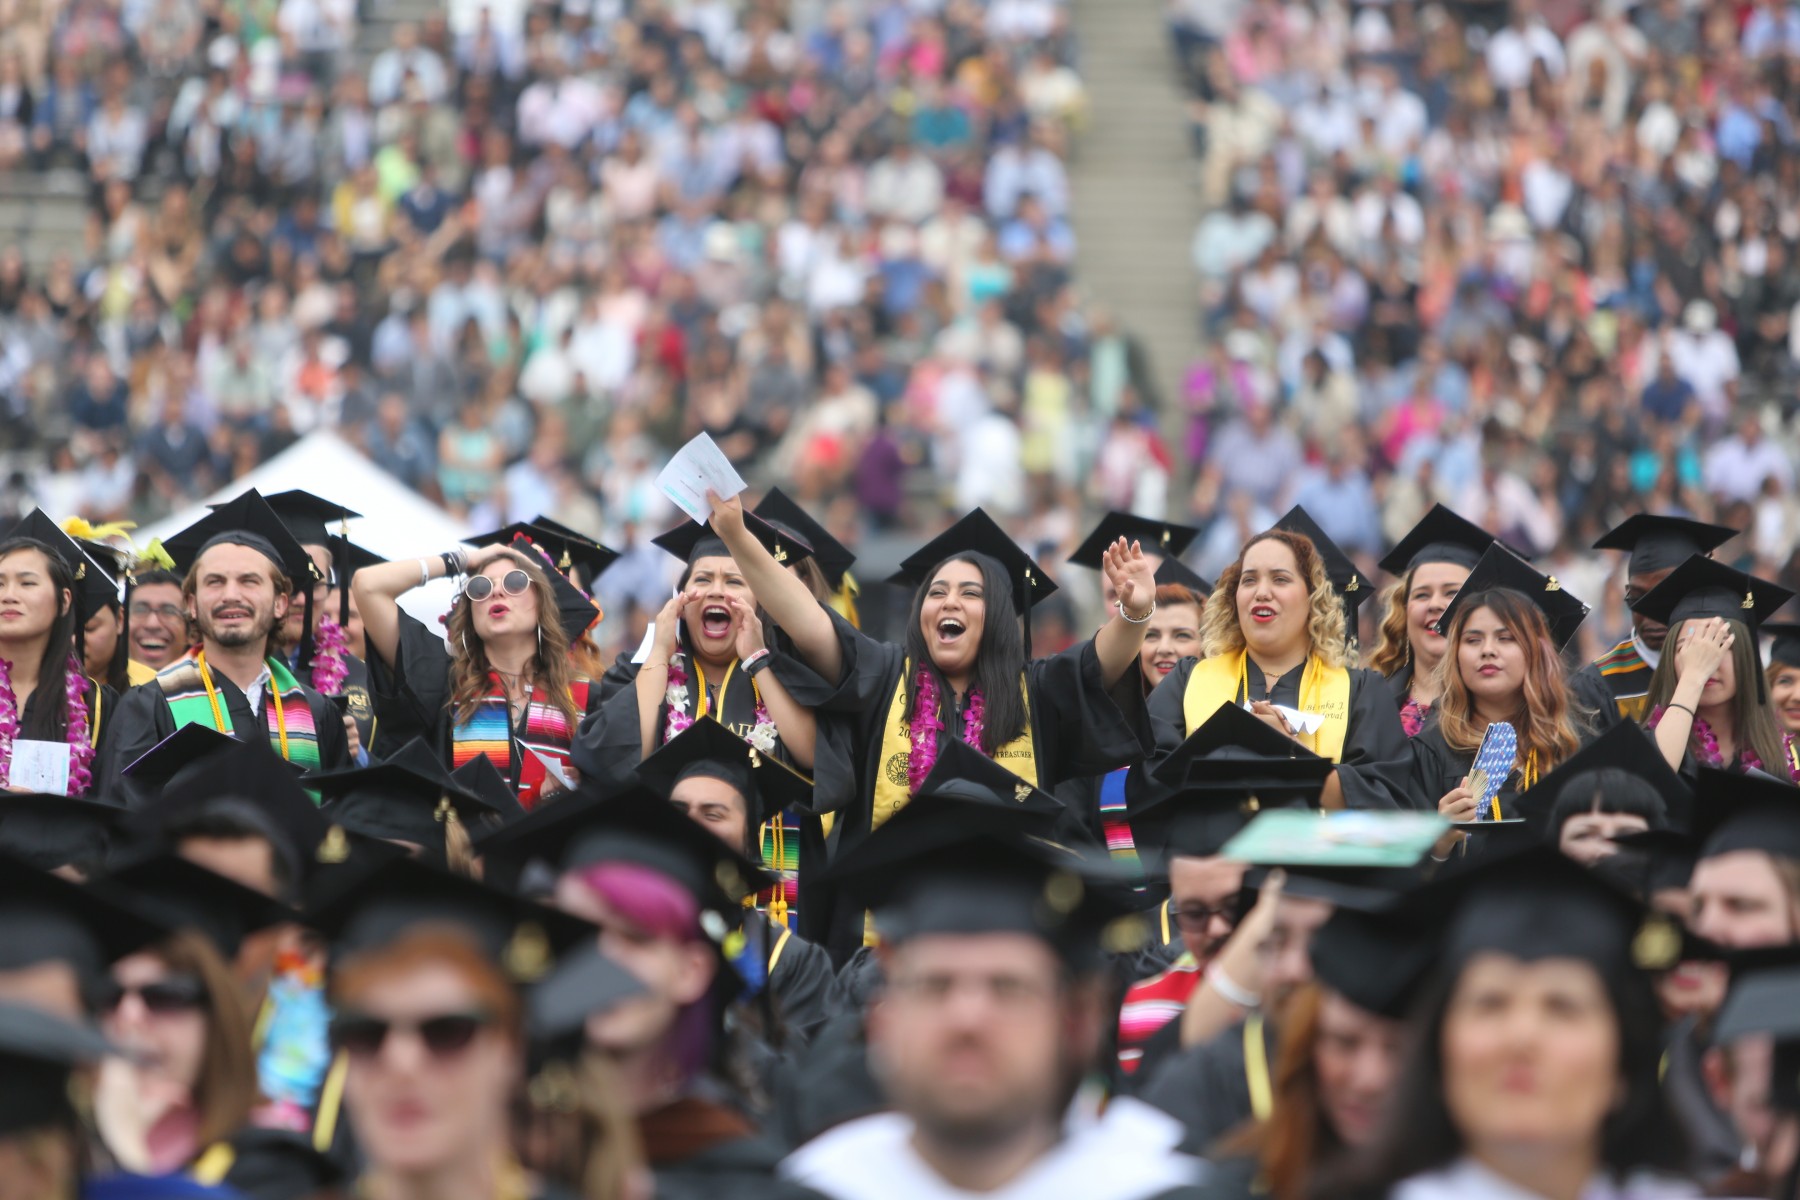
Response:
[781,792,1206,1200]
[99,490,350,805]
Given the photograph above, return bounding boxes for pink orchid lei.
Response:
[1647,704,1799,780]
[662,653,772,745]
[907,666,986,793]
[311,612,350,695]
[0,654,96,796]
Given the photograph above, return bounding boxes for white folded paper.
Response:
[1243,702,1326,736]
[523,743,573,792]
[10,738,71,795]
[655,432,748,523]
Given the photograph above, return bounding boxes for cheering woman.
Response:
[1762,623,1800,736]
[1631,556,1800,781]
[708,495,1157,958]
[1137,523,1412,812]
[354,533,603,809]
[1368,506,1494,737]
[1410,547,1595,825]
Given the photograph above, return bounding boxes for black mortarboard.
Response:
[1434,542,1591,650]
[1309,906,1436,1019]
[68,534,127,585]
[1271,505,1370,634]
[464,520,622,582]
[756,488,857,588]
[96,852,293,960]
[1714,948,1800,1111]
[634,715,813,830]
[1378,504,1498,577]
[1607,829,1699,897]
[652,513,814,569]
[890,508,1057,615]
[1507,721,1691,841]
[0,1000,115,1136]
[166,489,326,666]
[475,786,776,922]
[307,855,594,984]
[0,853,165,994]
[1594,514,1737,577]
[0,793,122,873]
[3,508,121,625]
[1688,768,1800,863]
[308,737,518,864]
[326,534,383,583]
[1765,622,1800,670]
[465,530,603,644]
[528,942,651,1044]
[207,1128,349,1200]
[822,794,1145,967]
[915,736,1070,821]
[450,752,518,816]
[255,490,362,550]
[1631,554,1794,634]
[1066,511,1202,571]
[1153,556,1212,596]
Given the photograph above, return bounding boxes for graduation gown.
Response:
[768,1010,887,1152]
[100,668,348,807]
[768,613,1149,963]
[1137,1017,1275,1156]
[366,610,601,804]
[1408,715,1599,828]
[338,652,376,756]
[1135,659,1414,813]
[14,676,116,797]
[643,1095,824,1200]
[745,908,845,1047]
[1389,1157,1699,1200]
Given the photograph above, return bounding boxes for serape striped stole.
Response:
[160,656,323,772]
[451,677,589,811]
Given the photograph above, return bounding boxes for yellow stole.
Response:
[871,660,1038,830]
[1182,650,1352,762]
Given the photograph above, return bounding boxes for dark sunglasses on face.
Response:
[97,974,209,1015]
[463,570,530,603]
[330,1010,494,1060]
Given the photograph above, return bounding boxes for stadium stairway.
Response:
[0,168,92,270]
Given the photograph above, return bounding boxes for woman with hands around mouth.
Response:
[706,494,1157,961]
[354,533,604,809]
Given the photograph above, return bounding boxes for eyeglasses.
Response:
[463,570,530,603]
[97,975,208,1015]
[1173,902,1237,933]
[330,1010,494,1060]
[128,602,185,621]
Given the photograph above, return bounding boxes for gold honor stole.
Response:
[1182,651,1351,762]
[870,660,1039,830]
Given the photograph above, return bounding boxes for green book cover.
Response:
[1220,810,1450,867]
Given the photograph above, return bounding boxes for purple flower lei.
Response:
[907,666,986,793]
[311,611,350,695]
[0,654,96,796]
[1647,704,1797,779]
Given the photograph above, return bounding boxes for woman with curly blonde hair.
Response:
[354,534,603,810]
[1137,527,1413,811]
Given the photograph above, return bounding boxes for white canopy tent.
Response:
[137,431,466,628]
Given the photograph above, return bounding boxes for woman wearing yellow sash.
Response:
[1409,545,1596,833]
[1139,525,1412,811]
[709,495,1158,963]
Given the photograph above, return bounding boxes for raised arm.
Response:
[353,543,509,667]
[1652,617,1732,771]
[726,592,816,768]
[707,491,843,684]
[1091,537,1157,688]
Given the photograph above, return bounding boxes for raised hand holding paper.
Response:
[656,433,748,524]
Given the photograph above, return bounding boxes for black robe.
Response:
[744,908,844,1048]
[338,652,376,757]
[99,668,349,807]
[1138,1017,1277,1157]
[1134,658,1414,813]
[1408,714,1600,835]
[768,1010,887,1152]
[769,613,1150,964]
[366,610,602,800]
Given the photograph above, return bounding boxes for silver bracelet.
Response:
[1205,961,1261,1009]
[1117,597,1156,624]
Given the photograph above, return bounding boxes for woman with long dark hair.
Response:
[705,495,1157,961]
[1368,506,1494,737]
[0,511,121,794]
[1631,556,1799,781]
[1325,851,1695,1200]
[353,530,605,809]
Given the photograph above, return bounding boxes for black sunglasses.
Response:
[464,570,531,603]
[330,1010,494,1060]
[97,974,209,1015]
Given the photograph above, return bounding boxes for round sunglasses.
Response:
[330,1010,494,1060]
[463,570,531,604]
[97,974,209,1015]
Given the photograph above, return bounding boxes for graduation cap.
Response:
[0,853,166,995]
[1686,767,1800,864]
[1271,506,1370,637]
[3,508,122,627]
[634,715,813,830]
[1631,556,1794,699]
[1066,511,1202,572]
[652,512,814,570]
[528,942,651,1045]
[308,737,518,864]
[1433,542,1591,650]
[460,529,603,645]
[0,1000,116,1137]
[195,1128,348,1200]
[0,793,123,874]
[1593,514,1737,577]
[254,490,361,550]
[1377,504,1499,577]
[1507,722,1691,844]
[95,852,293,961]
[915,736,1069,821]
[306,855,595,984]
[464,520,622,582]
[165,489,326,667]
[1153,555,1212,597]
[1714,948,1800,1111]
[475,786,777,924]
[326,534,384,580]
[1607,828,1700,897]
[1309,905,1436,1020]
[451,752,518,816]
[1766,622,1800,671]
[756,488,857,588]
[1221,809,1441,913]
[890,508,1058,616]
